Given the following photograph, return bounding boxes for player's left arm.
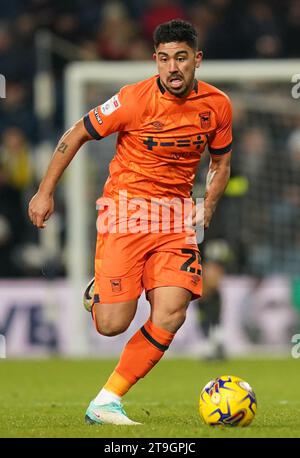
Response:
[204,94,233,229]
[204,151,231,229]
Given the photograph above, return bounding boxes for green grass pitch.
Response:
[0,358,299,438]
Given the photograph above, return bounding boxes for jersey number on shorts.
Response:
[180,249,202,275]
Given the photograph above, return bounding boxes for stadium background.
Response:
[0,0,300,359]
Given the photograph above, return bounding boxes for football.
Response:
[199,375,257,426]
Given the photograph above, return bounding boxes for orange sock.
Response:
[104,370,132,397]
[104,319,175,397]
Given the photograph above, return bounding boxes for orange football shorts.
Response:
[93,230,202,304]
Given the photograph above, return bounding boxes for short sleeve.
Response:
[83,86,134,140]
[208,96,233,155]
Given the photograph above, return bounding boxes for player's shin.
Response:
[95,319,175,403]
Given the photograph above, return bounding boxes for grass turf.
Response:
[0,358,299,438]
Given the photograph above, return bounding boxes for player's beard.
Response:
[164,72,195,98]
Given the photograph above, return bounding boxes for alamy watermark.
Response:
[96,191,205,244]
[0,335,6,358]
[291,74,300,99]
[0,74,6,99]
[291,334,300,359]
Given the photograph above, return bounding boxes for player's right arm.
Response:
[28,118,92,229]
[29,85,137,229]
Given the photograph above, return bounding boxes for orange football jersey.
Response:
[84,75,232,201]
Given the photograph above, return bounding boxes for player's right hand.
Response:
[28,191,54,229]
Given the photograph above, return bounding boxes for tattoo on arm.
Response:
[58,142,68,154]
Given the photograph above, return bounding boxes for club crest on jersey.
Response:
[101,95,121,116]
[199,111,211,129]
[110,278,122,292]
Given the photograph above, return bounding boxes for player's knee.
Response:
[159,308,187,333]
[170,309,187,331]
[95,316,130,337]
[92,299,137,336]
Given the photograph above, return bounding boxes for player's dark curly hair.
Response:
[153,19,198,51]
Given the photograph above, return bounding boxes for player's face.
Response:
[154,42,203,97]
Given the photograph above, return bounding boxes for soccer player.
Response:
[28,19,232,425]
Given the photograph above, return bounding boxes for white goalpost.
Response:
[64,59,300,355]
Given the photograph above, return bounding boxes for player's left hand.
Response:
[189,202,213,230]
[203,205,214,230]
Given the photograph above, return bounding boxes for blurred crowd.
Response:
[1,0,300,277]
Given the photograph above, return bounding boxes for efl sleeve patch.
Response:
[101,94,121,116]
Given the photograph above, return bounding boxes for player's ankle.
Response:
[93,388,122,406]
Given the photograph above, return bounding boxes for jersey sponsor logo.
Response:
[94,107,103,125]
[171,151,197,160]
[143,135,205,152]
[110,278,122,292]
[101,95,121,116]
[199,111,211,129]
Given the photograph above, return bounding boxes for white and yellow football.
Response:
[199,375,257,426]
